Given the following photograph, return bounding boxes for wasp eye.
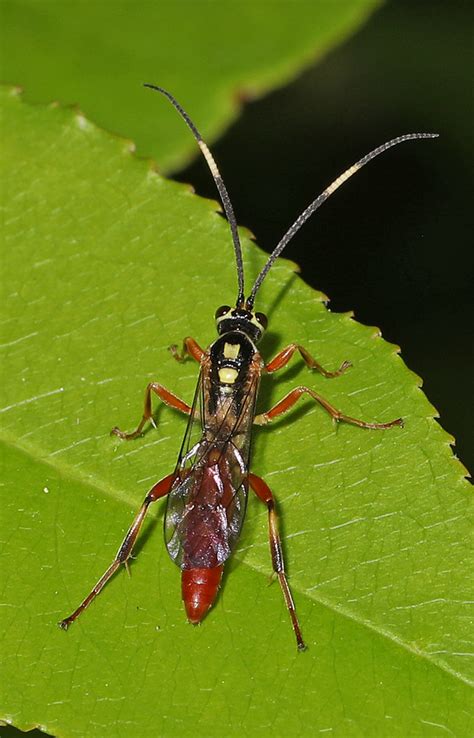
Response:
[215,305,230,320]
[255,312,268,330]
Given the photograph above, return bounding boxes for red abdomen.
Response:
[181,566,223,623]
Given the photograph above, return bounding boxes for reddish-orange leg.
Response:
[254,385,403,429]
[112,337,204,440]
[59,473,176,630]
[265,344,351,378]
[60,339,205,628]
[169,336,205,364]
[111,383,193,439]
[248,473,306,651]
[259,344,401,429]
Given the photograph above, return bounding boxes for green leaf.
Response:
[1,89,472,738]
[1,0,380,170]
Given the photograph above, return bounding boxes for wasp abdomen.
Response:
[181,566,223,624]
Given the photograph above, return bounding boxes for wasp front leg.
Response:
[265,343,351,378]
[112,382,192,440]
[248,473,306,651]
[169,336,205,364]
[254,386,403,430]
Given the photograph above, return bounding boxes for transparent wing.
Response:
[164,370,258,569]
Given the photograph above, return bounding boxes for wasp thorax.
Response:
[215,305,267,342]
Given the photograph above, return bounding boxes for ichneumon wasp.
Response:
[59,85,437,650]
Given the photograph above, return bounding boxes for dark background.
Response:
[2,1,471,736]
[177,0,473,472]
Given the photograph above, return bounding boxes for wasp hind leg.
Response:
[59,473,176,630]
[248,473,306,652]
[112,382,192,440]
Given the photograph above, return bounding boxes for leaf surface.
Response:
[1,89,472,738]
[1,0,380,170]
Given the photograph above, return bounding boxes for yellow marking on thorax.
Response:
[224,342,240,359]
[219,367,238,384]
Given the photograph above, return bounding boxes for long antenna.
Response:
[144,84,245,306]
[246,132,438,309]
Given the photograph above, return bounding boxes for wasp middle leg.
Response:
[248,473,306,651]
[114,338,204,440]
[254,386,403,429]
[112,382,193,440]
[59,472,176,630]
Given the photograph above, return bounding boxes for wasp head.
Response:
[215,304,267,343]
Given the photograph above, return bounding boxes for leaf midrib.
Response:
[2,431,470,689]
